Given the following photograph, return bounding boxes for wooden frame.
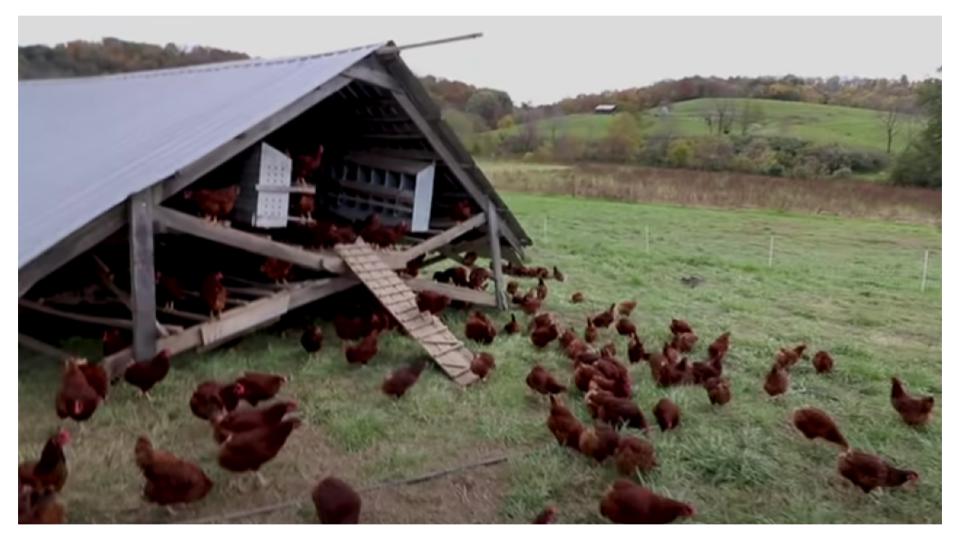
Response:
[22,51,534,380]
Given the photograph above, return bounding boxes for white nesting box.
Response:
[235,143,293,228]
[329,153,435,233]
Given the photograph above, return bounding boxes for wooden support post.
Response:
[486,201,508,310]
[129,190,157,361]
[921,249,930,291]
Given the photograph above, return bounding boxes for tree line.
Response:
[18,38,249,79]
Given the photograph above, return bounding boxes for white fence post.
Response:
[921,250,930,291]
[768,236,775,268]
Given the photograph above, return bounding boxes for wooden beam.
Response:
[391,213,486,265]
[103,276,359,377]
[129,190,159,360]
[344,64,400,91]
[20,299,134,329]
[19,204,126,297]
[404,278,497,308]
[19,334,70,360]
[157,306,209,323]
[486,201,508,310]
[92,256,169,338]
[154,206,346,273]
[158,75,352,201]
[440,238,491,261]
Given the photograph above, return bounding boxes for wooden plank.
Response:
[154,206,345,273]
[404,278,497,308]
[201,293,290,346]
[19,204,126,297]
[392,213,486,264]
[129,189,158,361]
[158,75,351,201]
[103,275,360,377]
[486,201,508,311]
[19,334,71,360]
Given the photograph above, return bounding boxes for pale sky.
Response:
[18,16,942,104]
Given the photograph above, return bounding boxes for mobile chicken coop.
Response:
[18,37,532,385]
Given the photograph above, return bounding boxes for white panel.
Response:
[411,163,435,233]
[253,143,292,228]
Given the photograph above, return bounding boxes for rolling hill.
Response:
[472,98,918,155]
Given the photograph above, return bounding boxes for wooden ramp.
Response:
[335,240,479,386]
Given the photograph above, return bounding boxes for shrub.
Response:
[690,137,735,171]
[666,139,693,168]
[552,135,587,162]
[831,166,853,178]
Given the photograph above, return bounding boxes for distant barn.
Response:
[18,40,531,385]
[593,104,617,114]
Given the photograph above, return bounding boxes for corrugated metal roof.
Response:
[18,43,383,269]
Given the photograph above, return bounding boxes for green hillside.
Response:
[474,98,918,154]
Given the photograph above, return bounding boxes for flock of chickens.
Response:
[19,176,938,524]
[20,247,938,524]
[416,257,934,523]
[20,345,364,524]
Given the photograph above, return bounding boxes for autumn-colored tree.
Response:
[465,89,515,130]
[18,38,248,79]
[602,113,644,161]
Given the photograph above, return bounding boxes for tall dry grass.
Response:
[488,163,941,225]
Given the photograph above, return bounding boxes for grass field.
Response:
[18,192,941,524]
[481,160,940,225]
[473,98,919,155]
